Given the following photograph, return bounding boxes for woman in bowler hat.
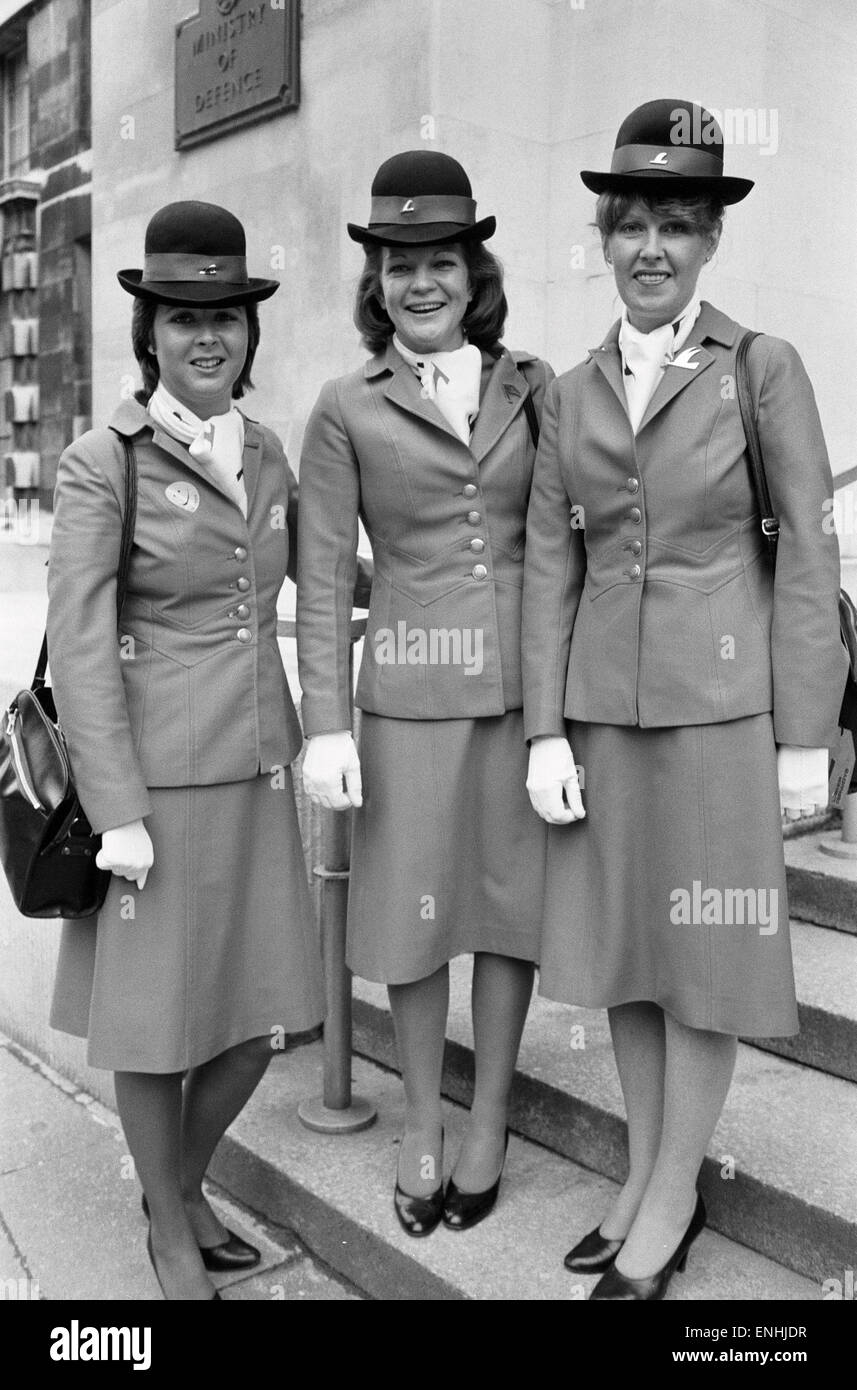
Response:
[46,201,334,1299]
[522,100,845,1298]
[297,151,553,1235]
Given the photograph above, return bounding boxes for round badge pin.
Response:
[165,481,200,512]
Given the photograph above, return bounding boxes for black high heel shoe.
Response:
[142,1192,261,1271]
[442,1128,509,1233]
[146,1225,221,1300]
[393,1131,445,1237]
[589,1193,707,1300]
[564,1224,625,1274]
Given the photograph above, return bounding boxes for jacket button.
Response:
[236,603,250,620]
[628,507,642,524]
[469,538,485,553]
[236,576,251,591]
[472,564,488,580]
[463,483,478,498]
[467,510,482,525]
[626,478,639,493]
[629,564,641,579]
[236,628,252,643]
[629,540,642,556]
[234,545,248,561]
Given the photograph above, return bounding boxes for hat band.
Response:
[369,194,476,227]
[611,143,724,177]
[142,253,249,285]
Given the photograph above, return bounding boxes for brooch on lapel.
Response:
[668,347,704,371]
[165,481,200,513]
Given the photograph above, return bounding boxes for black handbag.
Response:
[735,330,857,800]
[0,434,138,917]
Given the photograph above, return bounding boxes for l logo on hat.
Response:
[165,481,200,512]
[401,199,415,213]
[649,152,669,165]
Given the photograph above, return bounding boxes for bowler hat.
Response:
[347,150,496,247]
[117,201,279,306]
[581,99,754,204]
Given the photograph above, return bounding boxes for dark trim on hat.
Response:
[348,215,496,247]
[117,269,278,306]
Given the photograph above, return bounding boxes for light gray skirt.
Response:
[537,714,798,1037]
[347,710,547,983]
[50,773,325,1071]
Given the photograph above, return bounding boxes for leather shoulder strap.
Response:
[735,330,779,568]
[34,432,138,690]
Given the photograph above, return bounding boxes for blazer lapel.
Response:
[636,344,715,434]
[149,422,249,514]
[587,323,629,418]
[470,352,528,463]
[383,345,464,446]
[239,418,263,516]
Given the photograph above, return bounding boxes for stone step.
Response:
[786,829,857,937]
[350,962,856,1285]
[748,919,857,1082]
[210,1044,820,1301]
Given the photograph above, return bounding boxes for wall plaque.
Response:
[175,0,299,151]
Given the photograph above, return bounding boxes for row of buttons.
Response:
[462,483,487,580]
[233,545,252,638]
[625,480,642,578]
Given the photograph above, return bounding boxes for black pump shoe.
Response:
[142,1192,261,1271]
[146,1226,220,1301]
[589,1193,707,1301]
[442,1129,509,1233]
[393,1181,445,1237]
[564,1224,625,1273]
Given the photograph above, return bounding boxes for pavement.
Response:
[0,1032,360,1302]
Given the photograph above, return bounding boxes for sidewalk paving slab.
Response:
[0,1037,358,1302]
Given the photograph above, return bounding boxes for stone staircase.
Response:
[210,799,855,1300]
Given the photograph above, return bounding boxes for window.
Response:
[3,47,29,179]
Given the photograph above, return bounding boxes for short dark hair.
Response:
[130,298,260,404]
[353,240,508,355]
[594,192,725,243]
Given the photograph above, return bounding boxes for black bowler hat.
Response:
[347,150,496,247]
[581,99,754,205]
[117,201,280,306]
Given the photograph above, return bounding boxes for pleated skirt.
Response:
[537,714,798,1037]
[346,710,547,983]
[50,772,325,1072]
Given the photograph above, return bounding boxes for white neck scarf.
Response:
[618,294,702,433]
[147,382,247,516]
[393,335,483,444]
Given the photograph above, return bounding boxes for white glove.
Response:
[777,746,828,821]
[96,819,154,890]
[527,736,585,824]
[301,731,363,810]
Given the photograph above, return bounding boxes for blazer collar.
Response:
[365,340,534,459]
[586,301,742,435]
[108,397,263,515]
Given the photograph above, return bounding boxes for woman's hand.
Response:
[777,746,828,821]
[96,819,154,889]
[527,736,585,824]
[301,731,363,810]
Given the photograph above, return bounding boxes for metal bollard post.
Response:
[820,789,857,859]
[298,618,376,1134]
